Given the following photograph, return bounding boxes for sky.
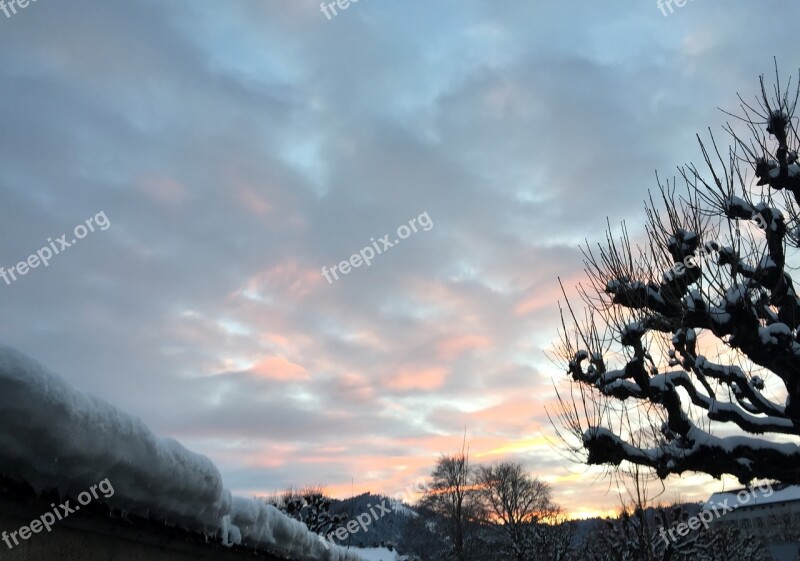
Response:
[0,0,798,518]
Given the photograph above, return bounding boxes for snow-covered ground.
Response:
[351,547,400,561]
[0,343,361,561]
[390,501,418,518]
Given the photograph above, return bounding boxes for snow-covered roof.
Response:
[0,344,362,561]
[703,484,800,511]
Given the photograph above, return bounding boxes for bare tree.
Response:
[615,457,667,559]
[475,461,559,561]
[420,443,482,561]
[551,66,800,485]
[574,503,767,561]
[536,515,576,561]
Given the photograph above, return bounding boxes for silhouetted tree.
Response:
[574,504,767,561]
[475,461,561,561]
[419,443,483,561]
[266,486,348,536]
[552,66,800,485]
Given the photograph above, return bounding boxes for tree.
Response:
[475,461,560,561]
[265,486,348,537]
[400,503,452,561]
[612,434,669,558]
[573,504,768,561]
[551,67,800,485]
[420,445,483,561]
[534,518,575,561]
[574,507,654,561]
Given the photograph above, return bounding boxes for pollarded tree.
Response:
[552,67,800,485]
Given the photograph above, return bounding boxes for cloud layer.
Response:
[0,0,797,515]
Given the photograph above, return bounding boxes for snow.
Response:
[724,283,748,304]
[695,432,800,456]
[622,322,643,338]
[758,322,791,345]
[769,162,800,178]
[683,289,702,311]
[726,196,755,216]
[704,484,800,510]
[390,500,418,517]
[351,547,400,561]
[0,344,361,561]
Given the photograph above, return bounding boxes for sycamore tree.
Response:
[552,68,800,485]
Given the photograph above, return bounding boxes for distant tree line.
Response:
[403,444,574,561]
[261,455,777,561]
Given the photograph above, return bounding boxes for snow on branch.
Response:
[553,70,800,485]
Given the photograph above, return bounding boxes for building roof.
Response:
[703,484,800,510]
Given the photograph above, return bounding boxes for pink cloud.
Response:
[436,334,491,360]
[250,356,309,381]
[235,183,274,215]
[387,367,449,391]
[234,261,324,302]
[471,397,542,425]
[514,273,584,316]
[333,372,376,403]
[139,175,189,206]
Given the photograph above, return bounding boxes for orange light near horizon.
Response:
[425,483,485,496]
[567,507,621,520]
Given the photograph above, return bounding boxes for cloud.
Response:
[0,0,796,516]
[386,367,449,392]
[249,357,309,382]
